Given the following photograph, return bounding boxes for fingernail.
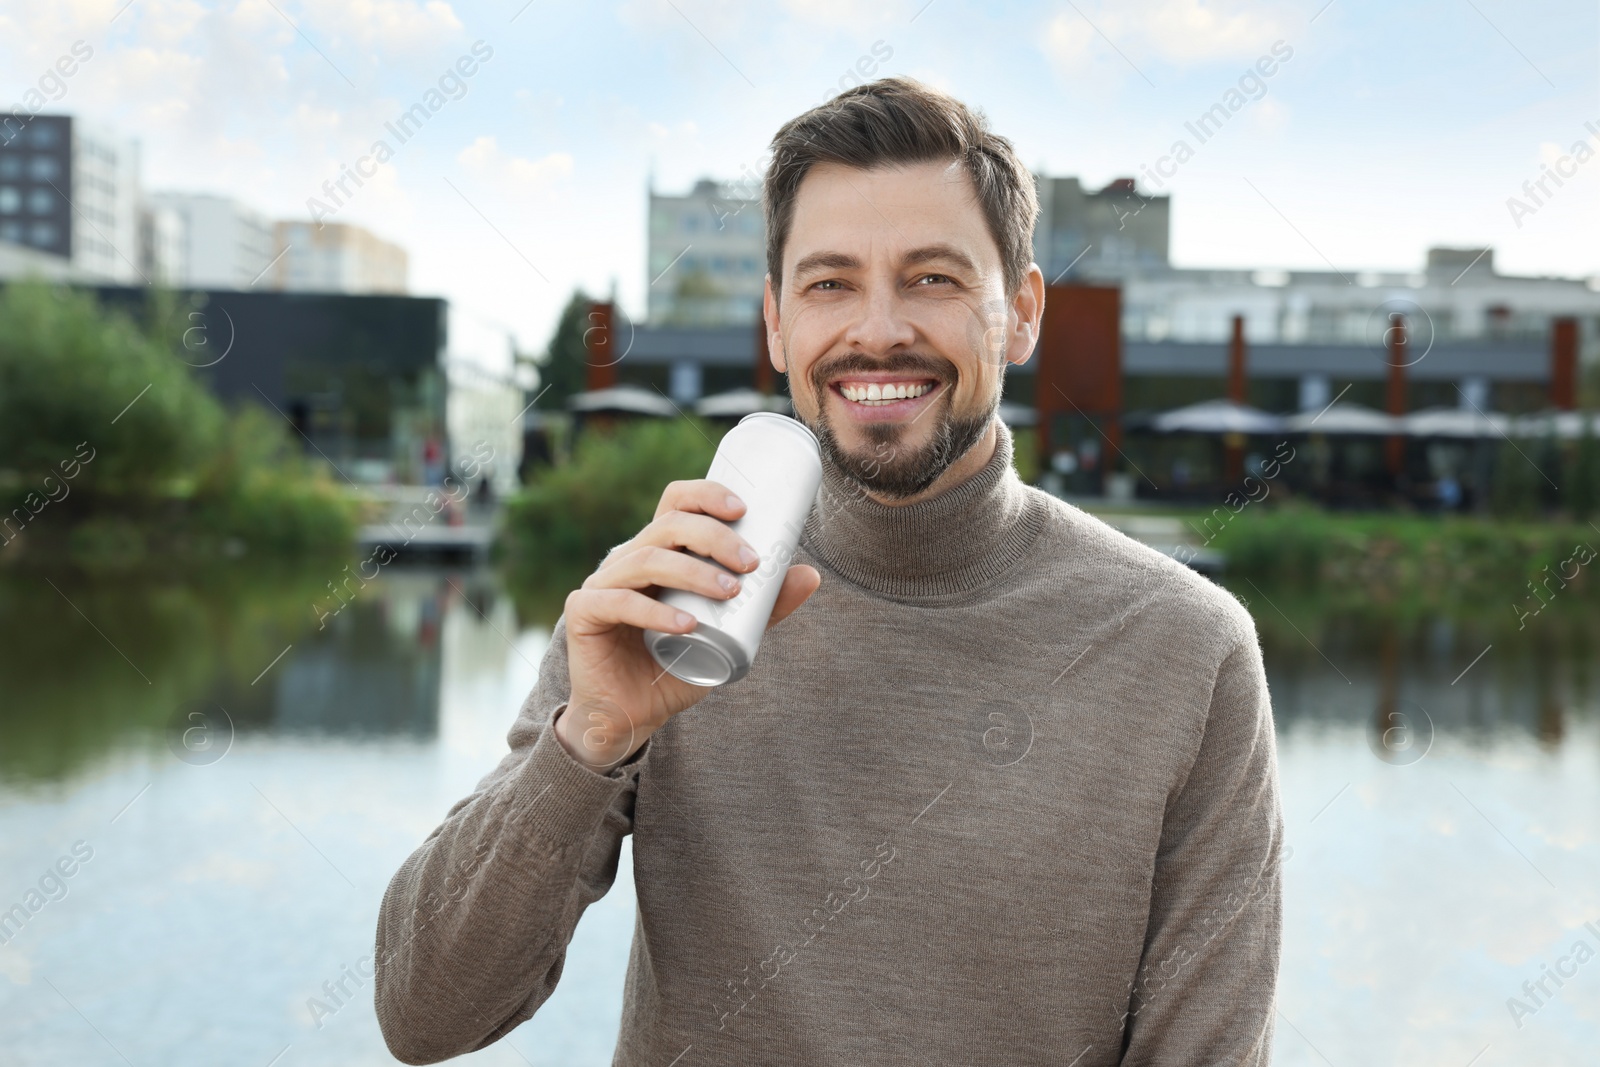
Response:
[738,546,758,569]
[725,494,743,511]
[717,572,739,594]
[675,611,695,629]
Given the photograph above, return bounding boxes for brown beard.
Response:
[797,351,997,500]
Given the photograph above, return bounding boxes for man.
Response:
[376,77,1283,1065]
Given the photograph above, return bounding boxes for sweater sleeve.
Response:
[373,617,643,1065]
[1118,624,1285,1066]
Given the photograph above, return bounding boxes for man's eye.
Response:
[810,279,842,291]
[915,274,952,286]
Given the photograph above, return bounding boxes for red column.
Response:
[1551,317,1578,411]
[585,302,617,391]
[1035,285,1122,483]
[1386,313,1406,477]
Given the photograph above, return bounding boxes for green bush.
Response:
[0,280,354,564]
[1570,412,1600,521]
[1208,506,1599,605]
[0,282,221,496]
[503,417,724,593]
[1489,437,1543,518]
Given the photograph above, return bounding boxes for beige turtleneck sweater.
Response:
[375,420,1284,1066]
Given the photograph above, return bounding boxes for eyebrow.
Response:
[901,244,979,275]
[791,251,860,283]
[790,244,980,285]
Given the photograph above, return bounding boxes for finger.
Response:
[632,510,759,574]
[584,545,741,601]
[654,479,747,523]
[767,565,821,628]
[564,587,697,639]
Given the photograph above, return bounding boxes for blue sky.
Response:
[5,0,1598,355]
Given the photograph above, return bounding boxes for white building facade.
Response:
[146,191,276,289]
[271,220,408,294]
[646,178,765,326]
[0,114,141,283]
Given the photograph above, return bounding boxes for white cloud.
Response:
[456,136,574,192]
[1251,95,1290,134]
[778,0,909,30]
[0,943,31,985]
[307,0,462,53]
[1043,0,1292,75]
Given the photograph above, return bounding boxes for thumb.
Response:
[766,565,821,628]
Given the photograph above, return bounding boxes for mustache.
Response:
[809,352,956,390]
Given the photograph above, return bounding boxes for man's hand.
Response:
[554,479,821,771]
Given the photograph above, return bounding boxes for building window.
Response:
[29,222,56,246]
[30,124,60,148]
[0,220,20,242]
[27,156,59,181]
[0,186,17,213]
[27,188,55,215]
[0,157,18,179]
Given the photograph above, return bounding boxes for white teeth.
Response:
[838,382,933,405]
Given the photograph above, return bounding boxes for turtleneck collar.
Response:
[800,418,1052,600]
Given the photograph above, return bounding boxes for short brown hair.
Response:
[763,76,1038,299]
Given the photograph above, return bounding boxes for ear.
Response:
[763,275,787,373]
[1007,263,1046,369]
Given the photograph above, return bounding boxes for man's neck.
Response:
[866,420,998,508]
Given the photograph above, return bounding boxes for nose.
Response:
[842,281,916,355]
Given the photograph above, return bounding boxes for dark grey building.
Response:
[0,114,71,258]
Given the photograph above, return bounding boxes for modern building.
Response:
[146,191,276,289]
[271,220,408,294]
[82,285,450,481]
[1034,175,1171,281]
[139,200,186,283]
[646,177,765,326]
[644,172,1175,326]
[0,114,142,283]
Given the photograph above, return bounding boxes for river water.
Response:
[0,565,1596,1064]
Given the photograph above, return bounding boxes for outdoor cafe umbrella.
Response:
[1511,410,1600,439]
[1282,402,1401,435]
[1150,399,1285,435]
[694,388,792,419]
[1400,406,1511,438]
[567,384,680,417]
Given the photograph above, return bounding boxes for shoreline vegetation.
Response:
[1203,505,1599,606]
[501,416,721,617]
[496,412,1600,619]
[5,274,1592,620]
[0,281,355,571]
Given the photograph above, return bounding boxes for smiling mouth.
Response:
[832,379,939,407]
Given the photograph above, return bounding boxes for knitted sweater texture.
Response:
[375,420,1284,1066]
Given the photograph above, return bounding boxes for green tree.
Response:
[1490,437,1543,518]
[0,280,353,561]
[0,281,220,497]
[1569,410,1600,520]
[503,416,723,594]
[534,289,595,410]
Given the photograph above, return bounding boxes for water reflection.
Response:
[0,568,530,782]
[0,568,1595,1066]
[1235,586,1598,754]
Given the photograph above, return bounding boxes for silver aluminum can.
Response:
[644,412,822,686]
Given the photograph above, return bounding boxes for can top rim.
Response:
[735,411,820,455]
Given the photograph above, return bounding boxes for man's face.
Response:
[764,160,1041,500]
